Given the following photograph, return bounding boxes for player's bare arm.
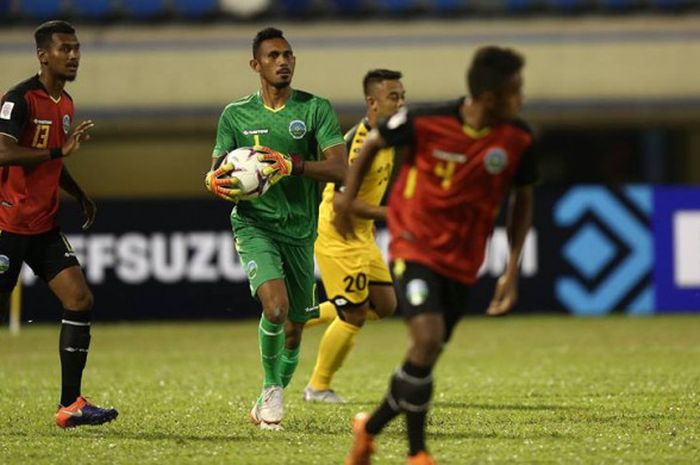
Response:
[59,166,96,230]
[304,142,347,183]
[332,129,385,238]
[486,185,534,316]
[258,143,346,186]
[0,120,92,166]
[349,198,387,222]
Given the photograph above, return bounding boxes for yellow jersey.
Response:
[316,119,394,253]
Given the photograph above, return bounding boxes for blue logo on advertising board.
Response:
[554,186,653,315]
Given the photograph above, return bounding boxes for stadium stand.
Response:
[172,0,220,19]
[0,0,11,17]
[17,0,63,20]
[121,0,168,20]
[331,0,368,14]
[0,0,697,23]
[72,0,115,20]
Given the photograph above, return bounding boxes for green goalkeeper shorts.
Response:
[232,222,319,323]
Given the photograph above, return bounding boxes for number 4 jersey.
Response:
[379,99,539,285]
[0,75,73,234]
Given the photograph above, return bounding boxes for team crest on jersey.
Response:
[484,147,508,174]
[332,296,349,308]
[0,255,9,274]
[288,120,307,139]
[62,114,71,134]
[245,260,258,279]
[406,279,429,306]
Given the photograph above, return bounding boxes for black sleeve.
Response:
[377,107,414,148]
[513,138,539,186]
[0,90,28,140]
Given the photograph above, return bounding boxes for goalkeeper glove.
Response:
[205,162,242,202]
[257,146,304,185]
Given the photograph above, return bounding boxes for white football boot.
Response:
[250,386,284,430]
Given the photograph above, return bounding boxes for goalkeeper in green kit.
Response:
[204,27,346,430]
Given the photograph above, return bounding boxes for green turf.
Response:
[1,316,699,464]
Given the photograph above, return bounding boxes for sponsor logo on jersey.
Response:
[0,102,14,120]
[433,149,467,163]
[288,120,307,139]
[484,147,508,174]
[406,278,429,306]
[63,114,71,134]
[0,255,9,274]
[245,260,258,279]
[305,305,320,313]
[242,128,269,136]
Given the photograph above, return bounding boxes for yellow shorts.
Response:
[315,241,392,310]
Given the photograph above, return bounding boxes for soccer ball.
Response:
[220,147,272,200]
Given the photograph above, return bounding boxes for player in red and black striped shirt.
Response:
[0,20,117,428]
[337,46,537,465]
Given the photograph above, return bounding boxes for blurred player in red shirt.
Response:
[0,20,117,428]
[336,46,538,465]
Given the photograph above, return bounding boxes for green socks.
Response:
[280,347,300,388]
[259,316,284,387]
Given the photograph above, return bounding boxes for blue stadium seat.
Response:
[72,0,114,20]
[122,0,168,19]
[504,0,539,11]
[18,0,63,20]
[0,0,11,17]
[546,0,593,10]
[331,0,365,14]
[432,0,462,13]
[172,0,219,18]
[652,0,691,8]
[277,0,315,15]
[598,0,638,9]
[375,0,420,13]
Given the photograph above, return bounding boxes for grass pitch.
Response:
[1,315,699,464]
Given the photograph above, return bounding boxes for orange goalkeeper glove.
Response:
[257,146,304,185]
[205,162,242,202]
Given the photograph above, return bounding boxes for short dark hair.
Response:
[362,69,403,96]
[252,27,285,58]
[34,20,75,49]
[467,46,524,98]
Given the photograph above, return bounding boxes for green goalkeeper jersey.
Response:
[212,89,344,243]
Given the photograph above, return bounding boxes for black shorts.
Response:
[393,260,471,326]
[0,228,80,292]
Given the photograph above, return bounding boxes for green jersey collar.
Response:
[257,89,293,113]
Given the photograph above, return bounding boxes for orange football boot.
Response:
[344,412,375,465]
[56,396,118,428]
[407,451,437,465]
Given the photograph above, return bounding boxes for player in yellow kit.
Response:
[304,69,406,402]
